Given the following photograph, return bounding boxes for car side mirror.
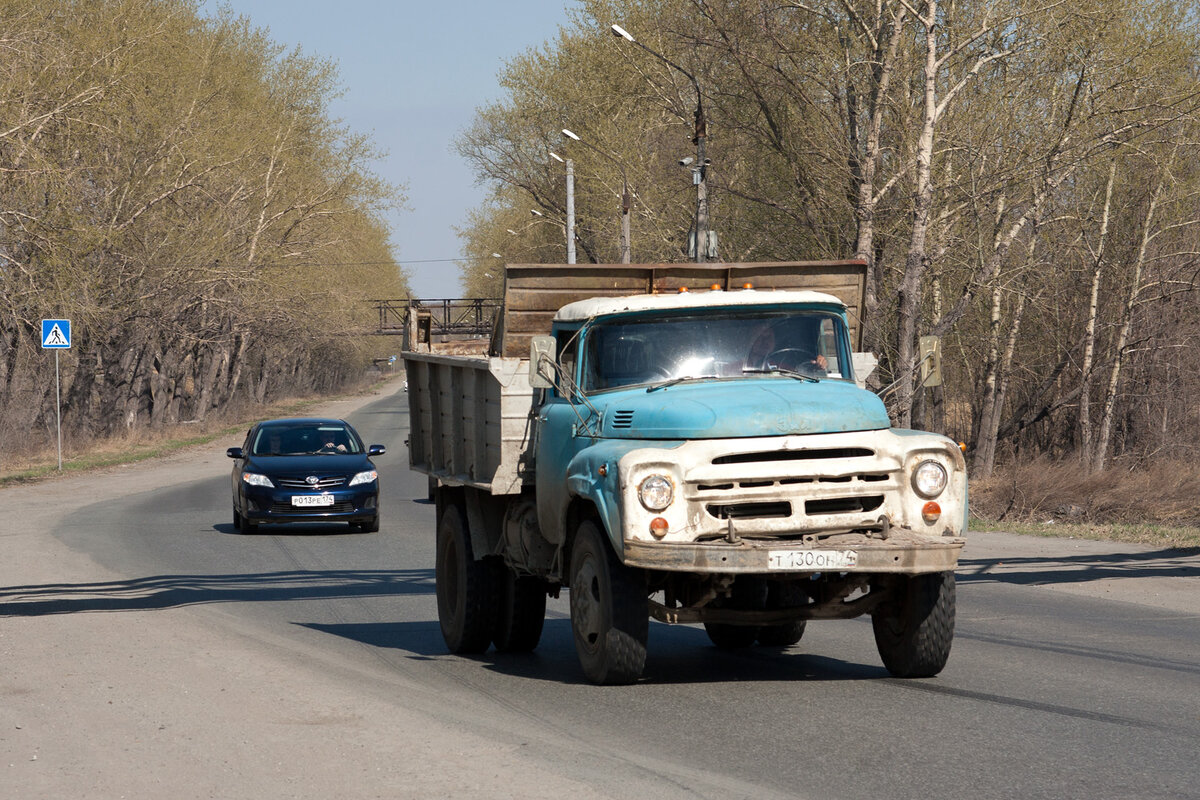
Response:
[368,444,386,456]
[226,447,244,459]
[529,335,556,389]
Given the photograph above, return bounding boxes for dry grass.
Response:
[0,375,398,487]
[970,456,1200,548]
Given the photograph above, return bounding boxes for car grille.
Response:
[270,501,355,514]
[276,476,347,489]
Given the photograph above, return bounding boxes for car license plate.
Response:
[768,549,858,570]
[292,494,334,507]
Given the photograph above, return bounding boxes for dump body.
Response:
[406,262,967,684]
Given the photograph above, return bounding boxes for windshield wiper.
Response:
[742,366,820,383]
[646,374,720,392]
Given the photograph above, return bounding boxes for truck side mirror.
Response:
[851,353,878,390]
[529,335,556,389]
[919,335,942,387]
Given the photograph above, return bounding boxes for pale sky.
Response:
[200,1,579,298]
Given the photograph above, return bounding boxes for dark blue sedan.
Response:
[226,418,385,533]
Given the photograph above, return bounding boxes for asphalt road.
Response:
[4,378,1199,799]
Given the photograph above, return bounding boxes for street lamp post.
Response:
[562,128,631,263]
[610,23,710,263]
[549,151,577,264]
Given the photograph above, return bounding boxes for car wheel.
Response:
[435,504,495,653]
[492,565,547,653]
[872,571,955,678]
[357,515,380,533]
[232,507,242,532]
[569,520,647,685]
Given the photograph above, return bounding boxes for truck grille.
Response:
[684,443,897,535]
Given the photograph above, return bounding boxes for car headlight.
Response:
[349,470,378,487]
[242,472,274,488]
[638,474,674,511]
[911,460,948,498]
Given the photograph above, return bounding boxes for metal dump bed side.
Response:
[403,352,536,495]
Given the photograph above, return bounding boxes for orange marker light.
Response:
[921,501,942,524]
[678,286,689,292]
[742,282,754,290]
[649,517,669,538]
[711,283,722,291]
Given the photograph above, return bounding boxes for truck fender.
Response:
[566,468,624,558]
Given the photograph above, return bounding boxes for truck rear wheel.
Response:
[436,504,495,654]
[872,571,955,678]
[492,567,547,653]
[704,575,768,649]
[569,520,648,685]
[757,620,806,647]
[704,623,759,649]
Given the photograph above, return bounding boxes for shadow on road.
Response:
[0,568,434,617]
[958,545,1200,587]
[302,616,888,686]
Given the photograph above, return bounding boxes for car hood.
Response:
[244,454,373,475]
[596,378,890,439]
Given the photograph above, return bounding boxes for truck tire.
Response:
[569,520,648,685]
[757,582,807,646]
[872,571,955,678]
[436,504,495,654]
[704,623,759,649]
[492,566,547,653]
[704,575,768,649]
[757,620,806,647]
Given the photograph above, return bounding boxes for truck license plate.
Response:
[292,495,334,507]
[768,549,858,570]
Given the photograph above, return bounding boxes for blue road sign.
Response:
[41,319,71,349]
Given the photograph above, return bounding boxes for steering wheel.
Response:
[764,348,823,373]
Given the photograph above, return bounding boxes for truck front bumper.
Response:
[622,529,964,575]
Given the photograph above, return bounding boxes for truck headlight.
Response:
[638,474,674,511]
[911,460,947,498]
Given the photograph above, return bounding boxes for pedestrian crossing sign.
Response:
[41,319,71,349]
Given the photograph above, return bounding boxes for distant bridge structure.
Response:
[373,298,501,350]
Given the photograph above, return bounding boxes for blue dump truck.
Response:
[404,261,966,684]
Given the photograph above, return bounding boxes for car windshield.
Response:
[251,423,362,456]
[581,309,852,393]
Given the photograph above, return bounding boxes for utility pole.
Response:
[551,151,577,264]
[562,128,632,262]
[611,23,711,263]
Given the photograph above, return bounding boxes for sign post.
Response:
[41,319,71,470]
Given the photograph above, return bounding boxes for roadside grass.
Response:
[0,374,402,488]
[970,454,1200,549]
[969,516,1200,549]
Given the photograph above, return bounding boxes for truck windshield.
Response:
[581,309,852,392]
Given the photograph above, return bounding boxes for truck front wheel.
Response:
[871,571,955,678]
[436,504,494,653]
[569,520,648,685]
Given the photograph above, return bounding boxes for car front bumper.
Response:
[241,485,378,525]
